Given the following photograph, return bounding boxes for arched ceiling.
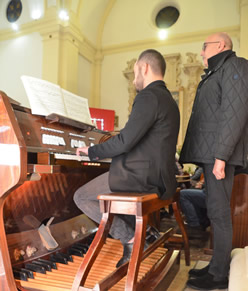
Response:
[101,0,240,47]
[0,0,112,45]
[79,0,113,46]
[0,0,240,49]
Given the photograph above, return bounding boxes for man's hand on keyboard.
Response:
[76,146,89,156]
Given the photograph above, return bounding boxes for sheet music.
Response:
[21,76,67,117]
[62,89,93,125]
[21,76,93,126]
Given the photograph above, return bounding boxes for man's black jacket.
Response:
[180,51,248,168]
[89,80,180,199]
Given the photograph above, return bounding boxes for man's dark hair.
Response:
[138,49,166,76]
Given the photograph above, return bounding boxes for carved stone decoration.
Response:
[183,53,204,135]
[123,59,136,114]
[163,53,181,91]
[186,52,198,64]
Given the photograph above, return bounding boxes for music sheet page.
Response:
[62,89,93,125]
[21,76,67,117]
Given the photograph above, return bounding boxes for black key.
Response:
[20,268,34,279]
[37,258,57,270]
[71,245,88,254]
[25,263,46,274]
[13,269,28,281]
[73,243,88,253]
[87,236,94,244]
[32,260,52,271]
[50,253,67,264]
[57,252,73,262]
[68,247,84,257]
[74,242,89,248]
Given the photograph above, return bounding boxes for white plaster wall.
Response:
[78,55,92,100]
[80,0,110,45]
[101,51,140,129]
[102,0,240,46]
[0,32,42,107]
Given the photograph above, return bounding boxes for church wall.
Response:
[101,50,141,129]
[78,55,92,101]
[0,32,42,107]
[79,0,110,45]
[102,0,239,46]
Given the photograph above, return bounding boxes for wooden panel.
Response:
[7,214,96,267]
[0,92,27,198]
[0,91,27,291]
[231,174,248,248]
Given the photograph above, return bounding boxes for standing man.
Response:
[180,32,248,290]
[74,49,180,267]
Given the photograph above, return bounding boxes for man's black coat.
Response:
[180,51,248,168]
[88,80,180,200]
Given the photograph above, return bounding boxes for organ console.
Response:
[0,91,181,291]
[0,91,113,291]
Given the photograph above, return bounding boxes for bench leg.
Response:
[125,215,148,291]
[72,210,114,290]
[172,201,190,266]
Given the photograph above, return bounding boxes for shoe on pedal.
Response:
[116,239,150,268]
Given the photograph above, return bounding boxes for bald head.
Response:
[213,32,233,50]
[201,32,233,67]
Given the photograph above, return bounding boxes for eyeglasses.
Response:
[202,41,220,51]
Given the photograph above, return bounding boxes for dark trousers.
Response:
[180,188,208,228]
[203,164,235,280]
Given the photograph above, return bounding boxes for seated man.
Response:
[180,168,210,239]
[190,166,203,187]
[73,49,180,267]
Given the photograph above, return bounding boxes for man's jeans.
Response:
[73,171,135,244]
[180,188,208,228]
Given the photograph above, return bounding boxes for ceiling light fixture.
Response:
[31,9,42,20]
[59,9,69,21]
[158,29,168,40]
[11,23,19,31]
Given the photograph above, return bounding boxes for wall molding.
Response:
[0,20,240,63]
[102,25,240,56]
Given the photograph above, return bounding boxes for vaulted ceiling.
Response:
[0,0,240,50]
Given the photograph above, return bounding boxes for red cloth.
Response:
[89,108,115,131]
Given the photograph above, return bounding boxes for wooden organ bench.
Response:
[72,188,190,290]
